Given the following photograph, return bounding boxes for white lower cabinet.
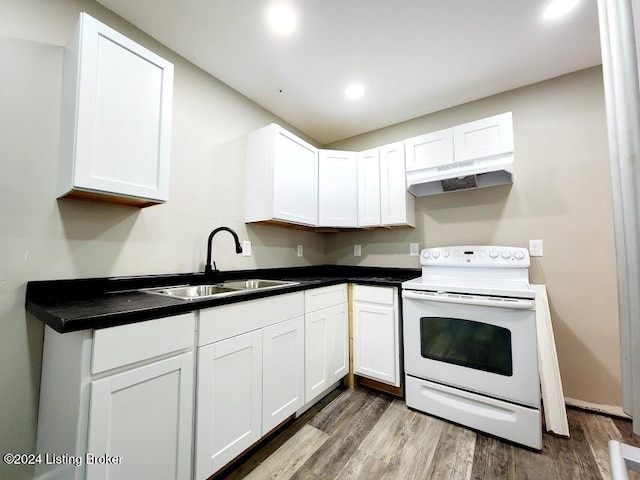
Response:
[87,353,194,480]
[262,317,305,433]
[304,285,349,405]
[35,313,196,480]
[353,285,400,387]
[195,331,262,478]
[195,293,305,480]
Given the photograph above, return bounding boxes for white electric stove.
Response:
[402,245,541,450]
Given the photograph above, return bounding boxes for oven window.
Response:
[420,317,513,376]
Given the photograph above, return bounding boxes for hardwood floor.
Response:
[218,387,640,480]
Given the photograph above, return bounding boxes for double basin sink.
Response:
[142,279,299,301]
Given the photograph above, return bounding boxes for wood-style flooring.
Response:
[217,387,640,480]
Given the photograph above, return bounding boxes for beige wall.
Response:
[327,66,622,410]
[0,1,325,478]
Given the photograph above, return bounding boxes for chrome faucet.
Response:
[205,227,243,277]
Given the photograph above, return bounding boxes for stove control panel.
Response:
[420,246,530,267]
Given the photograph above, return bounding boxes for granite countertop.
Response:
[26,265,420,333]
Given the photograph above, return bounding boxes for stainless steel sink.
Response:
[142,279,298,301]
[222,279,298,290]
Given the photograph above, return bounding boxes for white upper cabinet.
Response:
[319,150,358,227]
[357,149,381,228]
[379,142,415,227]
[453,112,514,162]
[404,128,454,172]
[246,124,319,227]
[58,13,174,207]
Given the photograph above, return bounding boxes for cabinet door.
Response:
[318,150,358,227]
[86,353,194,480]
[262,316,305,434]
[195,331,262,480]
[305,304,348,404]
[328,303,349,384]
[305,308,329,402]
[452,112,513,162]
[357,148,381,227]
[380,142,415,226]
[272,126,318,226]
[404,128,454,172]
[353,302,398,386]
[71,13,173,202]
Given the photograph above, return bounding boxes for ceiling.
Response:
[96,0,602,145]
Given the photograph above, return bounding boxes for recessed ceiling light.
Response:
[345,84,365,100]
[543,0,580,20]
[267,4,296,35]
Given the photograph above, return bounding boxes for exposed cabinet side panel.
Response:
[195,331,262,480]
[86,353,194,480]
[262,316,305,434]
[357,149,381,227]
[245,124,274,222]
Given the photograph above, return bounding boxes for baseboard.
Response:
[564,397,630,419]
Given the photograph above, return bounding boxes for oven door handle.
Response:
[402,290,535,310]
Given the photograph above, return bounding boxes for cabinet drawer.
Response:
[92,313,196,375]
[199,292,304,346]
[353,285,396,306]
[304,284,348,313]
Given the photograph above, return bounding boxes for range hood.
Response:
[406,155,514,197]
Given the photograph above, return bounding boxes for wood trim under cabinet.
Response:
[59,189,160,208]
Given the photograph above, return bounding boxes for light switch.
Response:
[242,240,252,257]
[529,239,543,257]
[354,245,362,257]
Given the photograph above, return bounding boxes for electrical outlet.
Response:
[297,244,303,257]
[410,243,420,256]
[529,239,543,257]
[354,244,362,257]
[242,240,252,257]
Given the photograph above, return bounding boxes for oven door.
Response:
[402,290,539,407]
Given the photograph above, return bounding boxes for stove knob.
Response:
[489,250,499,259]
[433,251,440,259]
[515,251,525,260]
[501,250,511,259]
[442,250,450,258]
[422,250,431,259]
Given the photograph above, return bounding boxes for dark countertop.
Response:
[26,265,420,333]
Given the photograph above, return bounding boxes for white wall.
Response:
[327,66,622,411]
[0,1,325,478]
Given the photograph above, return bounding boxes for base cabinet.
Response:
[195,293,305,480]
[195,331,262,478]
[87,354,194,480]
[353,285,400,387]
[35,313,196,480]
[304,285,349,405]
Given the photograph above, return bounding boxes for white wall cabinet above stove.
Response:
[318,150,358,227]
[246,123,319,227]
[57,13,174,208]
[404,112,514,172]
[353,285,400,387]
[405,128,455,172]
